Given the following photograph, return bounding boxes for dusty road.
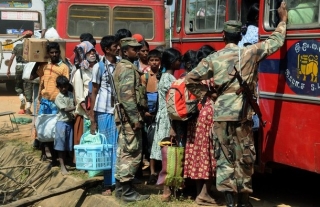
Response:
[0,83,34,143]
[0,83,319,207]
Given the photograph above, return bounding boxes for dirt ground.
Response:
[0,83,34,143]
[1,83,319,207]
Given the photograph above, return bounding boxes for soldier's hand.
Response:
[278,1,288,23]
[201,78,215,89]
[133,122,142,131]
[7,70,10,78]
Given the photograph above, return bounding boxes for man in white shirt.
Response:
[89,35,120,196]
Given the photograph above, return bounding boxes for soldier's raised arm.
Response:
[253,1,288,62]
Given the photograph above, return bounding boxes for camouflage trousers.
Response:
[15,65,33,102]
[214,121,255,194]
[115,122,142,183]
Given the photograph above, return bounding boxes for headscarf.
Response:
[74,41,95,69]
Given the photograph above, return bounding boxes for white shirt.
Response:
[72,68,92,118]
[91,59,115,114]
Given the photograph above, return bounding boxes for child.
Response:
[135,40,150,73]
[140,49,162,183]
[54,75,76,175]
[149,48,182,201]
[141,49,162,116]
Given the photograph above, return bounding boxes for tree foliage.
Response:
[43,0,58,28]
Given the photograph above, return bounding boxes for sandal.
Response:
[146,174,158,185]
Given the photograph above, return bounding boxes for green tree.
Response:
[43,0,58,28]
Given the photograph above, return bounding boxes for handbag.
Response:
[157,137,185,188]
[35,114,57,142]
[22,62,40,83]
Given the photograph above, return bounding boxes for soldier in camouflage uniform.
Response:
[113,37,149,202]
[185,2,288,207]
[7,43,33,114]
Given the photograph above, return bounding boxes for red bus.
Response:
[172,0,320,174]
[56,0,170,58]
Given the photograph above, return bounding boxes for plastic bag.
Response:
[35,114,57,142]
[22,62,39,83]
[44,27,60,39]
[80,131,108,145]
[79,131,107,177]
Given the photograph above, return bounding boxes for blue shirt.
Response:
[238,25,259,48]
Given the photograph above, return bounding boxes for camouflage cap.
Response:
[223,20,242,33]
[120,37,142,47]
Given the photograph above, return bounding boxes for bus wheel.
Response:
[6,81,16,93]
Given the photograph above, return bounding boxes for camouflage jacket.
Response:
[13,43,27,63]
[185,21,286,121]
[113,59,143,124]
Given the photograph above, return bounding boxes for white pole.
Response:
[169,5,172,48]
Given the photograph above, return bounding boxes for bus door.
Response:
[258,0,320,173]
[172,0,235,54]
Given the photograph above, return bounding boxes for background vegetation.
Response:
[43,0,57,28]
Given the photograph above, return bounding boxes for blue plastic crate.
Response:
[74,144,113,171]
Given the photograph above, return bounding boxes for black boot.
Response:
[237,193,253,207]
[121,181,150,202]
[114,180,122,199]
[224,192,235,207]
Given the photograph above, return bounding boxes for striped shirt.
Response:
[92,59,115,114]
[37,61,69,101]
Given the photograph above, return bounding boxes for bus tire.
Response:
[6,81,16,93]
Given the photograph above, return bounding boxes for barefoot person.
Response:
[54,75,75,175]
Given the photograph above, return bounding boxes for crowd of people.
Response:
[5,2,289,206]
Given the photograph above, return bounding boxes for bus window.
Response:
[265,0,319,30]
[113,7,153,39]
[227,0,237,21]
[186,0,226,33]
[0,11,41,35]
[176,0,182,33]
[68,5,109,37]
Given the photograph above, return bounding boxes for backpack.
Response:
[145,73,159,114]
[135,71,148,111]
[166,77,200,121]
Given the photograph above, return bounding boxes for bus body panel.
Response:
[0,0,46,89]
[56,0,166,59]
[173,0,320,174]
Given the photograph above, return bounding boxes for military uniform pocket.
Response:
[241,136,256,165]
[121,123,140,153]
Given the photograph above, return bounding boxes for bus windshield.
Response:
[0,11,41,34]
[0,0,32,8]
